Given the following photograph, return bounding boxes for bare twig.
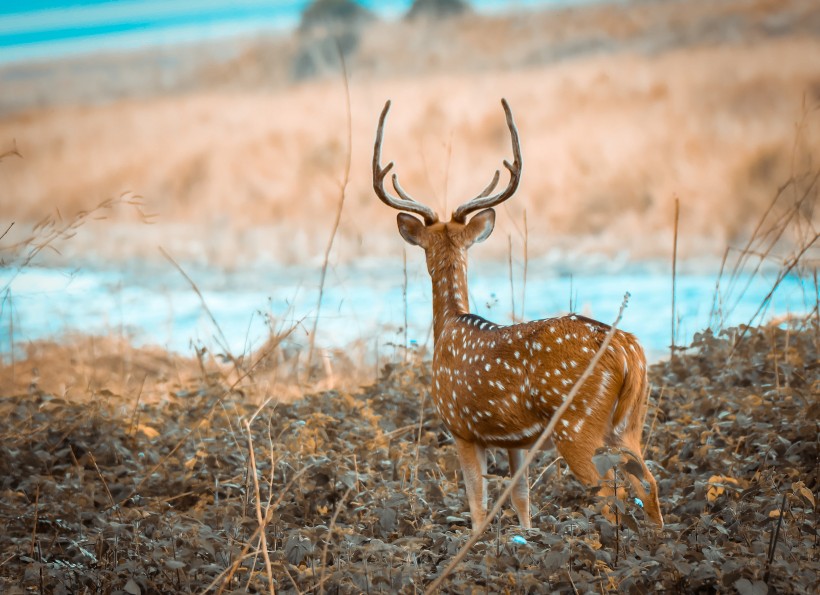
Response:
[729,232,819,357]
[0,222,13,243]
[643,385,666,457]
[403,247,409,362]
[159,246,243,379]
[521,209,528,321]
[424,294,631,594]
[671,196,679,361]
[244,419,275,594]
[766,491,788,578]
[307,41,352,372]
[208,463,313,595]
[508,234,515,323]
[0,140,21,162]
[318,486,354,595]
[28,484,39,558]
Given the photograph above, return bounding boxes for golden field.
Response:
[0,0,818,268]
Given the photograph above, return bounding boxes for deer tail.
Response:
[610,344,650,441]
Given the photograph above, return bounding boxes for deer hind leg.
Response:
[453,437,488,532]
[507,448,531,529]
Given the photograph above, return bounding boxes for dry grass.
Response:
[0,318,816,593]
[0,0,818,268]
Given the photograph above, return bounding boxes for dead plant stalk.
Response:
[244,418,275,594]
[307,45,352,372]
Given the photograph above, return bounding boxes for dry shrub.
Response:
[0,317,816,593]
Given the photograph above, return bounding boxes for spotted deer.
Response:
[372,98,663,532]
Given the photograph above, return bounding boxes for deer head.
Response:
[372,98,522,269]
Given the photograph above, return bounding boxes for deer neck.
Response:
[429,251,470,343]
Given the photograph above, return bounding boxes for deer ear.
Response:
[397,213,427,247]
[463,208,496,245]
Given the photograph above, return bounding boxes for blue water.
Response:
[0,260,813,363]
[0,1,595,65]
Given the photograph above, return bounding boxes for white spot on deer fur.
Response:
[554,368,561,376]
[533,342,542,351]
[435,379,440,389]
[556,337,563,344]
[488,399,495,406]
[561,419,569,427]
[511,395,518,403]
[549,327,556,333]
[514,351,520,359]
[485,363,491,371]
[573,419,584,433]
[570,315,577,320]
[562,361,568,369]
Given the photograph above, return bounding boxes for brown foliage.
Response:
[0,319,816,593]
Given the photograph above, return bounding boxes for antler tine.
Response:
[373,100,438,225]
[451,98,522,223]
[472,169,501,201]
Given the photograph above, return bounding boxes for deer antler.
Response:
[451,98,522,223]
[373,100,439,225]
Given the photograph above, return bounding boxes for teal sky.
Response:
[0,1,590,64]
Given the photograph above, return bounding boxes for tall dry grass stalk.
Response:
[709,102,819,348]
[159,246,245,381]
[306,44,352,377]
[521,209,528,321]
[671,196,680,361]
[507,234,515,323]
[0,190,154,371]
[402,247,408,363]
[424,293,631,594]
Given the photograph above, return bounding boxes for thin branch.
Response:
[307,41,352,371]
[671,196,679,360]
[159,246,243,380]
[244,419,275,594]
[318,486,354,595]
